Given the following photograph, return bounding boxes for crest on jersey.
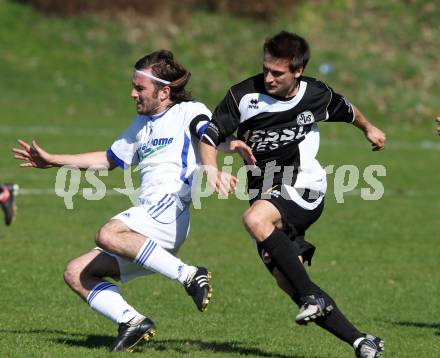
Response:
[248,98,259,109]
[296,111,315,125]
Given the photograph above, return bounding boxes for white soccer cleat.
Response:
[354,334,384,358]
[295,295,334,325]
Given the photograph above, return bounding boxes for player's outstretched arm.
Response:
[352,106,386,151]
[13,139,115,170]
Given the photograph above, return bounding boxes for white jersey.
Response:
[108,101,211,205]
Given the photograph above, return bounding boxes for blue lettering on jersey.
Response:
[138,137,174,159]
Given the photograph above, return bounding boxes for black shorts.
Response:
[251,185,324,270]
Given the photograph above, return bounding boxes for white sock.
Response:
[134,238,196,284]
[87,282,141,324]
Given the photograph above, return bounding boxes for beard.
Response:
[136,89,161,115]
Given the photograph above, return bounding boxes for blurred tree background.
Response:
[1,0,439,173]
[2,0,438,139]
[16,0,301,19]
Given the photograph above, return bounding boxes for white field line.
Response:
[320,138,440,151]
[19,188,129,196]
[0,125,115,137]
[17,188,434,198]
[2,124,440,151]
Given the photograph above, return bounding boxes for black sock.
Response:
[291,286,363,345]
[261,229,317,297]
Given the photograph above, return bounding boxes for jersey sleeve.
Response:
[189,112,235,152]
[198,89,241,147]
[323,87,355,123]
[107,117,140,169]
[189,113,211,140]
[212,89,241,136]
[186,101,212,140]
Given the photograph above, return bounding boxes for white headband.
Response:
[135,70,171,85]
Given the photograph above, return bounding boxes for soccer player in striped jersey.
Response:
[200,31,386,358]
[13,50,234,353]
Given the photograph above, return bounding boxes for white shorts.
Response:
[101,196,190,283]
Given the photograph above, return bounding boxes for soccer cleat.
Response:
[354,334,384,358]
[109,316,156,352]
[0,184,18,226]
[184,266,212,312]
[295,295,334,325]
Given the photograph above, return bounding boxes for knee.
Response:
[63,259,84,292]
[95,224,117,252]
[242,208,257,233]
[242,209,269,240]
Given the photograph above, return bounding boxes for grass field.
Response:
[1,1,439,357]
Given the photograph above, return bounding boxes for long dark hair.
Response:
[134,50,192,103]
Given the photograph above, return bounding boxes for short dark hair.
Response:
[134,50,192,103]
[263,31,310,72]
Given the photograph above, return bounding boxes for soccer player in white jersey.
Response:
[13,50,222,352]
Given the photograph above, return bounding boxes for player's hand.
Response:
[217,170,238,195]
[229,140,256,165]
[203,165,237,194]
[365,126,386,151]
[13,139,54,168]
[435,116,440,136]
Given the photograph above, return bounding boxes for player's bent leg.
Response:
[64,249,157,352]
[63,249,121,300]
[97,214,213,312]
[242,200,283,241]
[251,199,336,324]
[246,200,321,301]
[253,203,374,350]
[259,244,363,346]
[95,219,145,259]
[262,257,333,325]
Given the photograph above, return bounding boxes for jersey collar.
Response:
[149,106,173,122]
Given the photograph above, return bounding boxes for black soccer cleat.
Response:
[184,266,212,312]
[1,184,18,226]
[109,316,156,353]
[295,294,334,325]
[354,334,384,358]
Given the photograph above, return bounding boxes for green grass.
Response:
[1,0,439,357]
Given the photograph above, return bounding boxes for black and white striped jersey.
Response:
[210,74,355,194]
